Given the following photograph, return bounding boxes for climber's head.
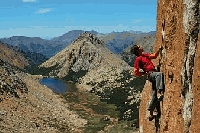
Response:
[130,45,143,56]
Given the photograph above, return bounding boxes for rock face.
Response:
[139,0,199,133]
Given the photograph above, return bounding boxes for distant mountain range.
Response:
[0,30,155,59]
[98,31,155,54]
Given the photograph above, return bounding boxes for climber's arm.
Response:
[149,46,163,59]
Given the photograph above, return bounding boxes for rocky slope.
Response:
[0,42,29,69]
[139,0,199,133]
[0,59,87,132]
[0,42,47,71]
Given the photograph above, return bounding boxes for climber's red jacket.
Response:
[134,53,157,77]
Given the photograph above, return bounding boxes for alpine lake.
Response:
[40,78,138,133]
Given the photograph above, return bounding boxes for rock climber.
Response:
[130,44,165,121]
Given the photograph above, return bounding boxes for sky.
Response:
[0,0,157,39]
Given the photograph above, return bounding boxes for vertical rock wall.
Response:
[139,0,199,133]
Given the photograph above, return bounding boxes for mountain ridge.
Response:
[39,31,129,79]
[0,30,155,58]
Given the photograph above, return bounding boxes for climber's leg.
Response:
[147,83,157,112]
[148,72,164,92]
[154,72,164,101]
[155,72,164,93]
[156,100,161,117]
[147,81,157,121]
[148,72,165,100]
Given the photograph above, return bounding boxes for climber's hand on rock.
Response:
[159,46,164,51]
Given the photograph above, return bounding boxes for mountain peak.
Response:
[40,31,129,80]
[72,31,105,47]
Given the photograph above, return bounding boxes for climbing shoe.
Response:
[148,115,156,121]
[158,94,164,101]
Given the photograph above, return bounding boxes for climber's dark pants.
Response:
[147,72,164,112]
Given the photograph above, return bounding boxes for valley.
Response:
[0,30,154,132]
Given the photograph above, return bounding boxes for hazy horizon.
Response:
[0,29,156,40]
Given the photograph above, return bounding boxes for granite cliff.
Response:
[139,0,199,133]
